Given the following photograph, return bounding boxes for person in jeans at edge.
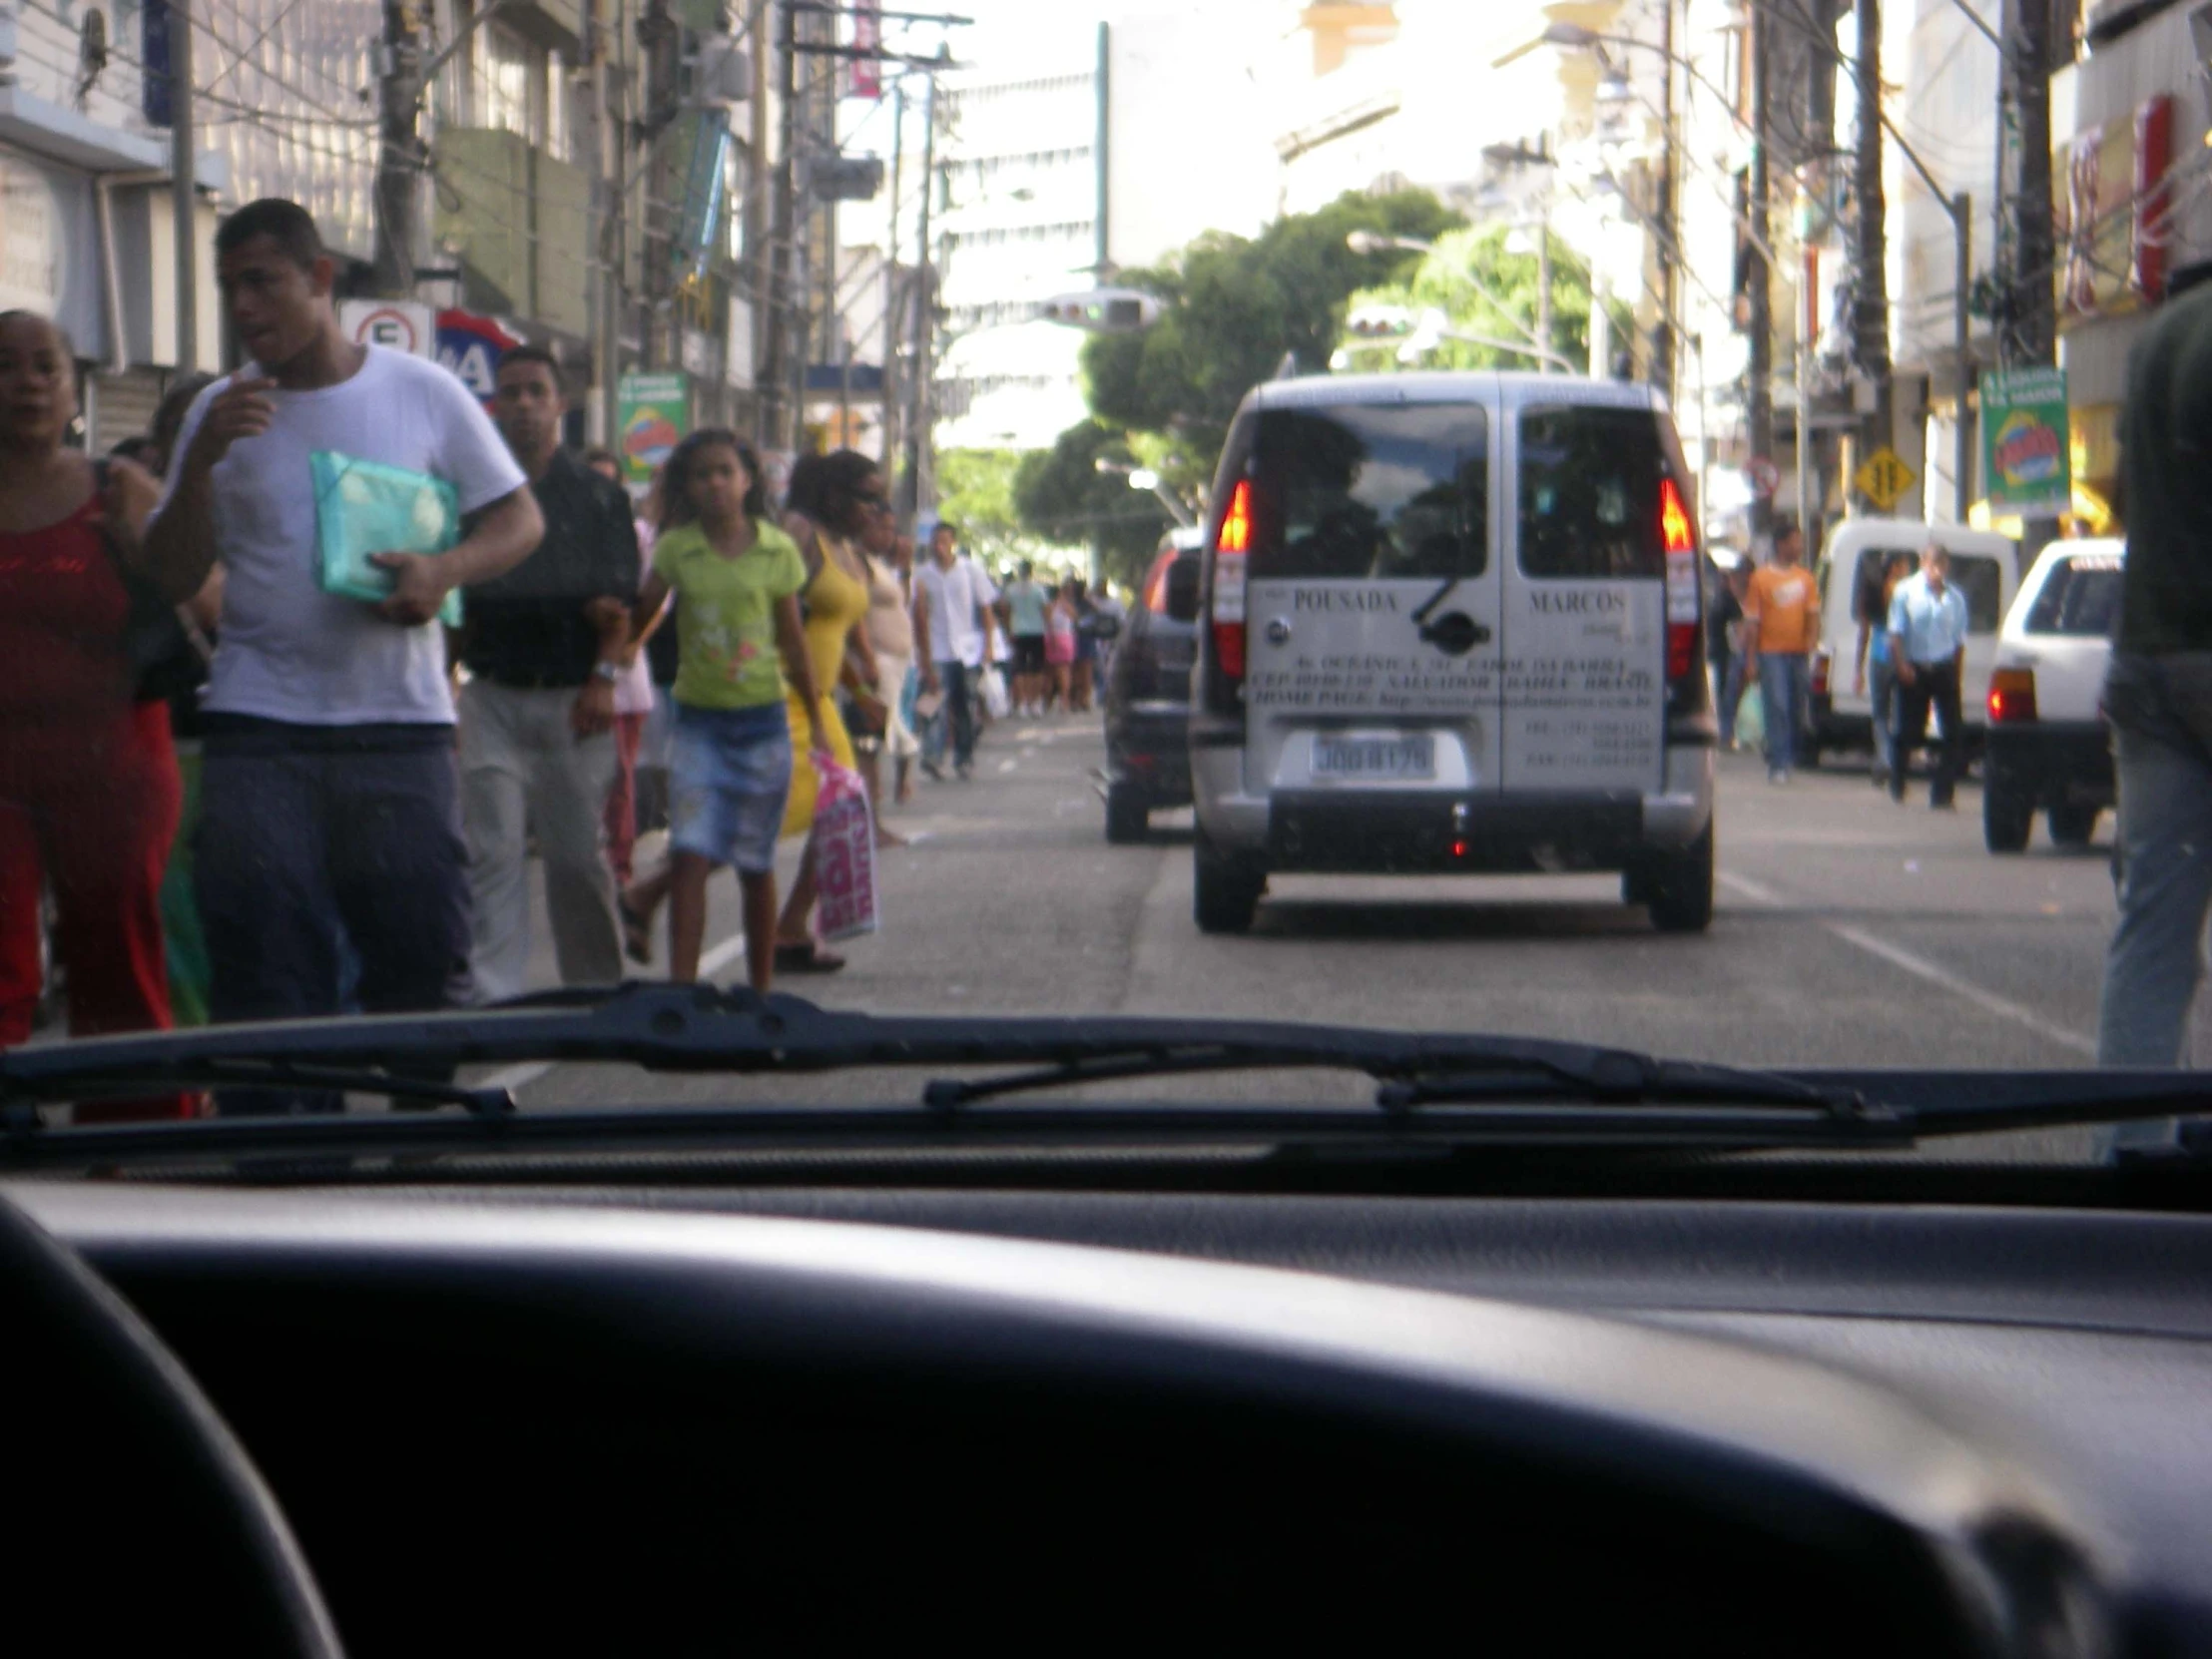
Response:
[916,520,998,780]
[457,348,639,1004]
[1740,516,1819,783]
[2097,258,2212,1154]
[142,199,544,1114]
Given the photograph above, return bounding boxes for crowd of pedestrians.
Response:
[0,195,1095,1117]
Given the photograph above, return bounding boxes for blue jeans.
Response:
[1869,657,1899,778]
[1757,653,1810,772]
[923,660,977,771]
[197,721,471,1114]
[2096,652,2212,1153]
[1715,652,1743,746]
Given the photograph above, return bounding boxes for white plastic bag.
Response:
[979,665,1011,721]
[812,758,879,942]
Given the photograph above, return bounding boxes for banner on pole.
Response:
[1981,365,2071,518]
[617,372,691,484]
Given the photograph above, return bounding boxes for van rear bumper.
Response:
[1193,748,1712,871]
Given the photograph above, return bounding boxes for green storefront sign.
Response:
[617,371,691,483]
[1981,365,2071,518]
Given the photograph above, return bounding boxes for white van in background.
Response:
[1806,519,2019,765]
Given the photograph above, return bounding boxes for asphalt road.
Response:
[482,710,2178,1160]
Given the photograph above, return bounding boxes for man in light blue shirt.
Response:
[1886,543,1969,809]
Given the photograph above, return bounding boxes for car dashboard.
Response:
[10,1177,2210,1656]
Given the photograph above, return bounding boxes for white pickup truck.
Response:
[1981,538,2122,853]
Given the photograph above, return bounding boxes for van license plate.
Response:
[1313,735,1435,781]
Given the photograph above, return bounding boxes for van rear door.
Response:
[1236,388,1503,801]
[1501,392,1677,794]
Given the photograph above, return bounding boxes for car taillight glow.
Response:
[1218,477,1253,554]
[1989,666,2038,724]
[1141,550,1174,614]
[1811,648,1831,698]
[1660,475,1698,683]
[1212,479,1252,684]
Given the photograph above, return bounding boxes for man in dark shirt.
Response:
[2098,262,2212,1149]
[460,347,640,1002]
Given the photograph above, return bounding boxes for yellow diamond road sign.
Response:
[1856,447,1916,510]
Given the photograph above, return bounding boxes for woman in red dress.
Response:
[0,309,195,1120]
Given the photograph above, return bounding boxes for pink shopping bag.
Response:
[812,755,879,941]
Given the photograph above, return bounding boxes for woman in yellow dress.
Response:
[772,450,888,973]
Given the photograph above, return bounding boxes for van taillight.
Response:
[1989,667,2038,724]
[1659,474,1698,684]
[1212,479,1252,686]
[1811,649,1832,698]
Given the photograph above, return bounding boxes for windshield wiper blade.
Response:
[2,985,2197,1159]
[0,981,1851,1107]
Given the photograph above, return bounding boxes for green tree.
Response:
[1081,188,1461,469]
[1011,420,1175,587]
[1340,224,1634,375]
[934,449,1046,567]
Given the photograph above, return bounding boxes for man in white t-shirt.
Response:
[144,199,543,1110]
[913,520,998,778]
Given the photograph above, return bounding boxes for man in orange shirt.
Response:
[1741,517,1821,783]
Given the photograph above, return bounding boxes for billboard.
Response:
[617,371,690,483]
[1982,365,2072,519]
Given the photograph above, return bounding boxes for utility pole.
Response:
[639,0,680,372]
[762,0,798,447]
[1651,0,1677,399]
[901,71,937,518]
[1746,2,1774,538]
[881,76,905,490]
[168,0,198,369]
[589,0,617,444]
[1853,0,1894,505]
[2004,0,2058,549]
[1535,215,1552,372]
[373,1,424,300]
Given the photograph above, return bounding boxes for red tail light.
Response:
[1211,478,1253,688]
[1658,475,1694,554]
[1811,649,1831,698]
[1988,667,2038,724]
[1141,550,1175,614]
[1218,478,1253,554]
[1660,476,1699,685]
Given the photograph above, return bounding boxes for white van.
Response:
[1807,519,2019,762]
[1181,372,1716,934]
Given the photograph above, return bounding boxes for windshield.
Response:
[0,0,2180,1174]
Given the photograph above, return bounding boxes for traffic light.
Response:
[1036,288,1162,331]
[1344,304,1415,339]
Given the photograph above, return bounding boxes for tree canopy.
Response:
[1339,223,1634,377]
[1079,188,1461,473]
[1011,420,1175,585]
[933,449,1048,569]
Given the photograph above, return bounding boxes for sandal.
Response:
[773,940,847,973]
[619,897,654,966]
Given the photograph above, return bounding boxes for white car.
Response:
[1982,538,2122,853]
[1808,519,2018,764]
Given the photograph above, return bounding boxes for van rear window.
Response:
[1517,404,1675,580]
[1947,555,2004,632]
[2023,557,2122,637]
[1247,404,1488,580]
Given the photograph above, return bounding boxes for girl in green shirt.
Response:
[623,431,828,990]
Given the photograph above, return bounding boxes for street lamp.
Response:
[1095,456,1194,527]
[1345,230,1565,371]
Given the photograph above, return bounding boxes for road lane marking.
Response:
[1717,871,2096,1056]
[997,759,1018,773]
[478,929,750,1095]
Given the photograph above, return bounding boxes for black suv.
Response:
[1102,529,1205,842]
